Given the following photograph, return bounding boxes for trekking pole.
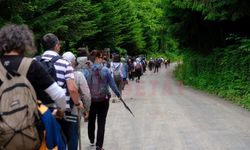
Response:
[78,109,82,150]
[119,97,135,117]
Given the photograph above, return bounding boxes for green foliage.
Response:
[0,0,248,109]
[0,0,166,55]
[162,0,250,54]
[170,0,250,21]
[117,0,145,54]
[174,37,250,109]
[135,0,164,52]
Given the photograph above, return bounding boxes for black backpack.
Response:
[35,55,61,81]
[35,55,62,106]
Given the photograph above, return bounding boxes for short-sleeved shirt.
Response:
[41,50,74,110]
[0,55,54,94]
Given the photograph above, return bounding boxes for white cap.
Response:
[62,51,76,64]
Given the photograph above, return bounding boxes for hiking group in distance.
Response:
[0,24,170,150]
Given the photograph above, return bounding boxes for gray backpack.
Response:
[0,58,40,150]
[88,67,110,102]
[112,63,121,82]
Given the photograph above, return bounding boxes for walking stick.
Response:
[119,97,135,117]
[78,109,82,150]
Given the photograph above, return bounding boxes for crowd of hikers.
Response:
[0,24,170,150]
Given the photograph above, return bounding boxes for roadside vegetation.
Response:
[0,0,249,108]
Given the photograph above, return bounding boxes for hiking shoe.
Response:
[96,146,104,150]
[90,141,95,146]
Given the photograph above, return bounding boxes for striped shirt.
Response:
[41,50,74,110]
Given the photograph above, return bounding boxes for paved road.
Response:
[80,63,250,150]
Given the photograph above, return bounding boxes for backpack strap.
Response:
[0,61,8,81]
[18,57,33,76]
[114,63,120,71]
[35,55,42,62]
[35,55,61,63]
[50,55,61,63]
[18,57,38,101]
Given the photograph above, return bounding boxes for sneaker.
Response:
[90,142,95,146]
[96,146,104,150]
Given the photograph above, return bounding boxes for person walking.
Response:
[128,58,135,81]
[40,33,84,150]
[63,51,91,121]
[76,47,92,80]
[0,24,67,149]
[110,54,124,102]
[133,58,143,82]
[121,57,128,90]
[85,50,121,150]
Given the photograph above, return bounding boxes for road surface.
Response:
[80,63,250,150]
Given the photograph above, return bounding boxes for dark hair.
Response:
[112,54,120,62]
[88,50,103,63]
[77,47,89,57]
[41,33,59,50]
[0,24,36,55]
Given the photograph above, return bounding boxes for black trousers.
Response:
[88,100,110,148]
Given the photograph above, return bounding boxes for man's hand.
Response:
[118,96,122,100]
[83,111,89,122]
[76,100,84,110]
[52,109,64,119]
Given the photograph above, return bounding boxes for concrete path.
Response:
[80,63,250,150]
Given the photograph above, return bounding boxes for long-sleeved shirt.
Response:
[74,71,91,113]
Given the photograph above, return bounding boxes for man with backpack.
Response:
[85,50,121,150]
[40,33,84,150]
[0,24,67,149]
[134,58,143,83]
[110,54,124,102]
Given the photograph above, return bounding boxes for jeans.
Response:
[88,100,109,148]
[58,118,79,150]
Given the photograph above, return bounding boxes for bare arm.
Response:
[66,78,84,109]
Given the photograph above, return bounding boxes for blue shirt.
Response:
[122,63,128,79]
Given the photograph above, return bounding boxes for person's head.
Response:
[89,50,103,64]
[62,51,76,67]
[77,47,89,57]
[112,54,120,62]
[76,57,88,69]
[103,55,108,62]
[121,57,126,63]
[0,24,36,56]
[41,33,60,52]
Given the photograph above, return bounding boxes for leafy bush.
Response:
[174,37,250,109]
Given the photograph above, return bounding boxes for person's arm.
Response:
[65,64,84,109]
[29,60,67,111]
[44,82,66,111]
[121,64,128,80]
[77,72,91,111]
[105,68,121,98]
[110,62,114,77]
[119,63,124,78]
[66,78,83,109]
